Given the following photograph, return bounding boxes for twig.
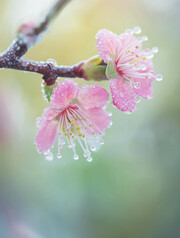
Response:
[0,0,88,86]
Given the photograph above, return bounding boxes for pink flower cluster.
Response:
[35,27,162,161]
[96,26,162,112]
[35,80,111,162]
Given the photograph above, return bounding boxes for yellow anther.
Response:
[130,58,139,64]
[110,51,115,57]
[136,55,139,58]
[135,46,139,49]
[142,56,146,60]
[89,124,91,127]
[76,126,81,131]
[145,75,148,78]
[78,132,83,137]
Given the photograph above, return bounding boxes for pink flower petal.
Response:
[42,107,58,120]
[119,33,142,52]
[78,85,109,110]
[110,78,136,112]
[35,118,58,153]
[50,80,79,109]
[133,59,155,99]
[133,78,153,99]
[96,29,118,62]
[85,107,111,133]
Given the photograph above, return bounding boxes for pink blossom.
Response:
[96,27,162,112]
[35,80,111,162]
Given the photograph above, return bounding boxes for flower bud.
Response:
[81,56,107,81]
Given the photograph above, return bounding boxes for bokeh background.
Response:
[0,0,179,237]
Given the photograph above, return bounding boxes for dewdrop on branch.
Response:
[35,80,111,162]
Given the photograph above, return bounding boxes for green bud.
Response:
[82,55,107,81]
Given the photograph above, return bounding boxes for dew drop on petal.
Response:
[134,95,141,103]
[140,64,147,71]
[82,84,88,88]
[134,82,141,89]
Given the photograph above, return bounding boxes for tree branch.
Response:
[0,0,88,86]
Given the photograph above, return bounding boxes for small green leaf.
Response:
[106,61,119,79]
[42,82,58,102]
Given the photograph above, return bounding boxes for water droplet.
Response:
[152,47,159,53]
[140,64,147,71]
[146,53,154,59]
[87,156,93,162]
[125,28,133,34]
[134,95,141,103]
[156,74,163,81]
[73,154,79,160]
[47,58,57,66]
[133,26,142,34]
[100,140,104,145]
[142,36,148,41]
[91,146,96,152]
[134,82,141,89]
[45,151,53,161]
[137,37,143,42]
[82,84,88,88]
[124,111,132,115]
[57,153,62,159]
[148,72,153,78]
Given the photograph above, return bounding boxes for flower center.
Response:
[56,104,103,162]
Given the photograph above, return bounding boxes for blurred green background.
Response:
[0,0,179,237]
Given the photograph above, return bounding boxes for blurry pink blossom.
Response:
[35,80,111,162]
[96,27,162,113]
